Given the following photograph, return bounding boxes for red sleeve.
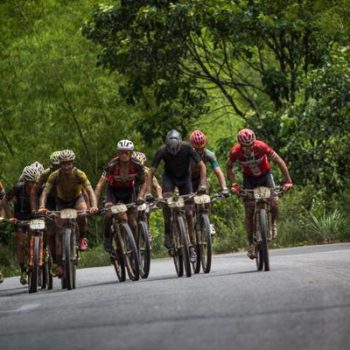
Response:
[257,141,276,158]
[229,145,241,163]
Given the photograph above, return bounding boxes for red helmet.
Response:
[190,130,207,149]
[237,128,256,146]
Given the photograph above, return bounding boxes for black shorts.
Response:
[106,186,135,204]
[56,195,84,210]
[243,172,276,189]
[162,173,193,195]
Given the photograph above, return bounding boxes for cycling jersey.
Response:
[5,182,32,220]
[35,167,56,210]
[152,142,201,180]
[0,181,5,200]
[45,168,92,202]
[228,140,277,177]
[191,148,219,179]
[104,157,145,189]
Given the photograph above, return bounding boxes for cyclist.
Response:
[39,149,98,277]
[133,151,162,242]
[226,128,293,259]
[95,140,147,252]
[0,180,5,283]
[30,151,61,271]
[2,164,44,284]
[147,129,207,260]
[190,129,229,196]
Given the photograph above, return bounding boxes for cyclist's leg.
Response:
[162,173,175,249]
[16,225,27,284]
[75,196,88,250]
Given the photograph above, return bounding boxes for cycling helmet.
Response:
[21,165,43,182]
[132,151,147,164]
[117,140,134,151]
[165,129,182,155]
[237,128,256,146]
[30,161,44,173]
[59,149,76,162]
[190,130,207,149]
[50,151,61,165]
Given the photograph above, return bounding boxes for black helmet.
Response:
[166,129,182,155]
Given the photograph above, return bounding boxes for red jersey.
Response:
[228,140,277,177]
[105,157,145,188]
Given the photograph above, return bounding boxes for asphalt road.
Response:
[1,243,350,350]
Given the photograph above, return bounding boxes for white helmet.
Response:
[60,149,76,162]
[30,161,44,173]
[132,151,147,164]
[117,140,134,151]
[50,151,61,165]
[21,165,43,182]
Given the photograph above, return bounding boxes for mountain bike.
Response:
[237,186,284,271]
[101,204,140,282]
[191,193,226,274]
[156,191,194,278]
[48,209,91,290]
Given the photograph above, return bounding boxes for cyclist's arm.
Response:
[39,183,52,209]
[272,154,292,183]
[152,176,162,198]
[226,158,238,184]
[147,167,157,195]
[213,167,228,191]
[85,186,97,209]
[94,173,107,204]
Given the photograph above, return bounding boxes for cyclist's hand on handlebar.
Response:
[231,184,241,194]
[38,207,48,215]
[89,206,99,214]
[197,185,207,195]
[145,194,155,203]
[9,217,17,224]
[136,198,145,205]
[283,182,293,191]
[221,188,230,198]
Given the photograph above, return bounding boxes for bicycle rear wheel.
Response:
[28,236,39,293]
[177,216,191,278]
[120,223,140,281]
[111,232,126,282]
[138,221,151,279]
[199,214,212,273]
[260,209,270,271]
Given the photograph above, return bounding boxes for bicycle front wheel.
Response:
[199,214,212,273]
[28,236,39,293]
[111,231,126,282]
[260,209,270,271]
[138,221,151,279]
[177,216,191,278]
[63,228,75,290]
[120,223,140,281]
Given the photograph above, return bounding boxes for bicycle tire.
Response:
[260,209,270,271]
[47,254,53,290]
[111,231,126,282]
[138,221,151,279]
[172,218,184,277]
[199,214,212,273]
[177,216,191,278]
[191,215,201,274]
[64,228,74,290]
[120,222,140,281]
[29,236,39,293]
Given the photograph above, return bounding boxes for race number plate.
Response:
[253,187,271,200]
[194,195,211,205]
[60,209,78,219]
[111,204,128,214]
[167,197,185,208]
[29,219,45,230]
